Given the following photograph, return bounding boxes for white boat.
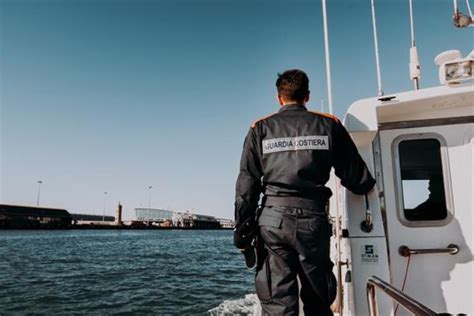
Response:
[328,69,473,316]
[324,1,473,315]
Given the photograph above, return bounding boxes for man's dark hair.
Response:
[275,69,309,103]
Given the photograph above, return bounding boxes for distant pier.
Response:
[0,204,233,230]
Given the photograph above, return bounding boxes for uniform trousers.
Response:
[255,205,334,316]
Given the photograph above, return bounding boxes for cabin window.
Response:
[397,138,448,222]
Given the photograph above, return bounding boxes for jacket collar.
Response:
[279,104,307,112]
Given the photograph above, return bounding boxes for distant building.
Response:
[171,211,187,227]
[71,213,115,225]
[135,207,224,229]
[0,204,72,229]
[217,218,234,229]
[190,213,221,229]
[135,208,173,223]
[115,203,123,225]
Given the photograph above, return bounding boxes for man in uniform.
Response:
[233,69,375,315]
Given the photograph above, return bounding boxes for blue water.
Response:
[0,230,256,315]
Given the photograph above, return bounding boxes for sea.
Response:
[0,230,260,315]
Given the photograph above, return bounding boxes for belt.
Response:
[262,195,327,211]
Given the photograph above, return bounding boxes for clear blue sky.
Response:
[1,0,472,219]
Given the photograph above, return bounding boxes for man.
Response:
[234,69,375,315]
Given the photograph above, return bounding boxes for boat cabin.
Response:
[329,54,473,315]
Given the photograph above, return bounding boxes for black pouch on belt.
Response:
[234,217,257,249]
[234,216,259,269]
[327,261,337,304]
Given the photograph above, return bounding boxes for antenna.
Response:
[370,0,384,96]
[321,0,334,115]
[466,0,474,18]
[409,0,421,90]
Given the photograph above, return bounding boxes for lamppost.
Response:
[36,180,43,206]
[147,186,152,225]
[102,191,108,222]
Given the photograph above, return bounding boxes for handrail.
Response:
[399,244,459,257]
[366,276,438,316]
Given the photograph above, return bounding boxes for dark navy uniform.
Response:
[234,104,375,315]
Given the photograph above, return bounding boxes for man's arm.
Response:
[234,127,263,249]
[332,121,375,195]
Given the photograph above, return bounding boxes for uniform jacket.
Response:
[234,104,375,227]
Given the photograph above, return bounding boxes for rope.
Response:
[394,255,412,315]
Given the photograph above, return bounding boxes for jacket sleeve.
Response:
[332,121,375,195]
[234,127,263,228]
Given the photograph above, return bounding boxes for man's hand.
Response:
[233,217,257,250]
[367,185,376,195]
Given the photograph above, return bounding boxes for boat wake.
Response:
[208,294,260,316]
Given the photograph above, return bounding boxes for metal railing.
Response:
[366,276,438,316]
[398,244,459,257]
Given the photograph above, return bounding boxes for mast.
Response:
[321,3,344,314]
[370,0,384,96]
[321,0,334,115]
[409,0,421,90]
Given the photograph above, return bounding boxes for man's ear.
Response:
[304,91,310,104]
[277,94,285,106]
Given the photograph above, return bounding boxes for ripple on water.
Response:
[0,230,255,314]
